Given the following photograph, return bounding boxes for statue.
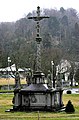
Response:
[26,69,32,85]
[56,72,62,88]
[47,70,52,88]
[15,71,21,89]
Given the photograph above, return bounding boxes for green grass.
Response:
[0,90,13,93]
[0,94,79,120]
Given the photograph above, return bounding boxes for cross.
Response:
[28,6,49,71]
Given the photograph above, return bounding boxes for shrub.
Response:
[65,100,75,113]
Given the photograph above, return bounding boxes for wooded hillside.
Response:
[0,7,79,74]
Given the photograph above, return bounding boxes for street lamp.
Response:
[8,57,11,90]
[51,61,55,88]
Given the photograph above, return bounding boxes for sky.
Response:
[0,0,79,22]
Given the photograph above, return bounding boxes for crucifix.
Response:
[28,6,49,72]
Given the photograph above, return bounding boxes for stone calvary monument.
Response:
[11,6,64,111]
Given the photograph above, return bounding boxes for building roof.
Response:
[0,64,28,72]
[20,84,48,93]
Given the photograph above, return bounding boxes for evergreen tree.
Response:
[65,100,75,113]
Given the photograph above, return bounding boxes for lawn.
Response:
[0,93,79,120]
[0,78,26,85]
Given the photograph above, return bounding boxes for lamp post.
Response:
[8,57,11,90]
[51,61,55,88]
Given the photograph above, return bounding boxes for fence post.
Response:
[38,111,39,120]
